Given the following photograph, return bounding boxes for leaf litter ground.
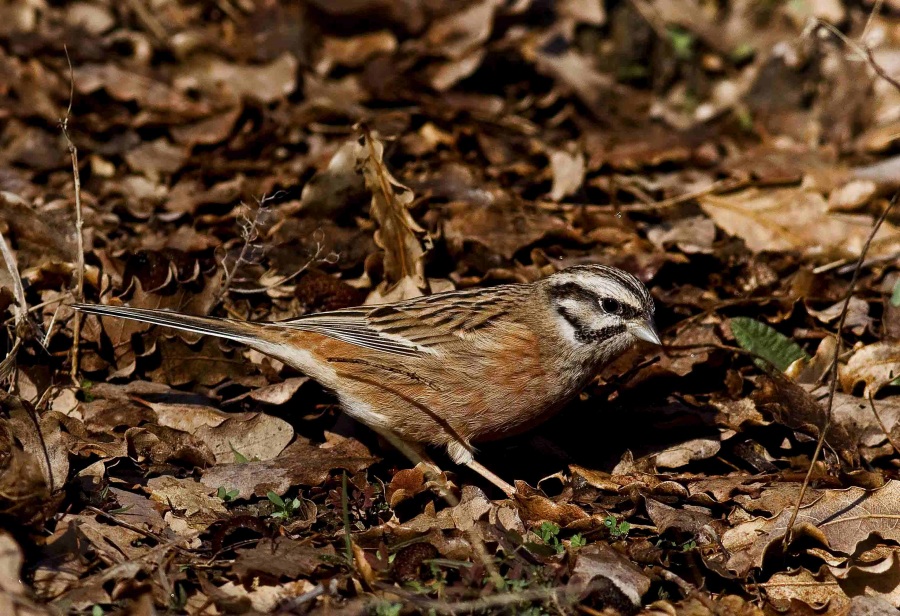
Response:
[3,1,900,614]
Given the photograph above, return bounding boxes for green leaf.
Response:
[730,317,810,372]
[266,491,285,508]
[538,521,560,543]
[230,442,250,463]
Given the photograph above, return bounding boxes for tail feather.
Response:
[72,303,263,346]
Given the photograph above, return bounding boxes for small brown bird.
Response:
[74,264,659,494]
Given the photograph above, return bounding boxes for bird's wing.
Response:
[277,284,528,357]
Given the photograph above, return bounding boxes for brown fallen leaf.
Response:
[842,342,900,398]
[233,537,337,581]
[567,543,650,609]
[443,200,579,261]
[149,336,250,387]
[653,436,723,469]
[699,187,900,257]
[761,567,849,613]
[514,481,589,527]
[828,546,900,609]
[149,402,292,464]
[0,532,54,616]
[723,480,900,577]
[199,435,376,499]
[407,485,492,533]
[385,465,427,508]
[299,139,368,221]
[146,475,226,524]
[74,63,210,117]
[125,424,216,469]
[172,52,299,105]
[0,417,51,525]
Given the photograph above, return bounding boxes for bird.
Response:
[73,264,660,495]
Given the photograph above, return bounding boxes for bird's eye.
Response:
[600,298,623,315]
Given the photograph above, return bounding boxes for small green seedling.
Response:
[230,442,252,463]
[569,533,587,548]
[604,515,630,539]
[537,521,564,554]
[267,491,301,519]
[216,486,239,502]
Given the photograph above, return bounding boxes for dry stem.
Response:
[60,46,85,383]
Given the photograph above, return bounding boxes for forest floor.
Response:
[3,1,900,614]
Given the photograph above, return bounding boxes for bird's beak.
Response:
[629,320,662,345]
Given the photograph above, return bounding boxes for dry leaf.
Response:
[761,567,849,612]
[567,544,650,608]
[724,480,900,577]
[699,187,900,257]
[548,147,585,201]
[358,131,429,301]
[199,435,376,499]
[842,342,900,398]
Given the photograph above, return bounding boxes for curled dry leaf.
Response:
[647,216,716,254]
[567,544,650,609]
[299,139,368,220]
[514,481,589,526]
[358,131,429,302]
[807,297,871,335]
[824,546,900,608]
[74,63,210,117]
[0,417,50,525]
[403,485,503,534]
[443,200,579,261]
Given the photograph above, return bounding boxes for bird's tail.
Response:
[72,303,268,347]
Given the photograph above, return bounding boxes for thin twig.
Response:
[60,46,85,383]
[214,195,285,307]
[782,194,897,549]
[862,0,884,42]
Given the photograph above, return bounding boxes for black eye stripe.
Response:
[550,282,642,319]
